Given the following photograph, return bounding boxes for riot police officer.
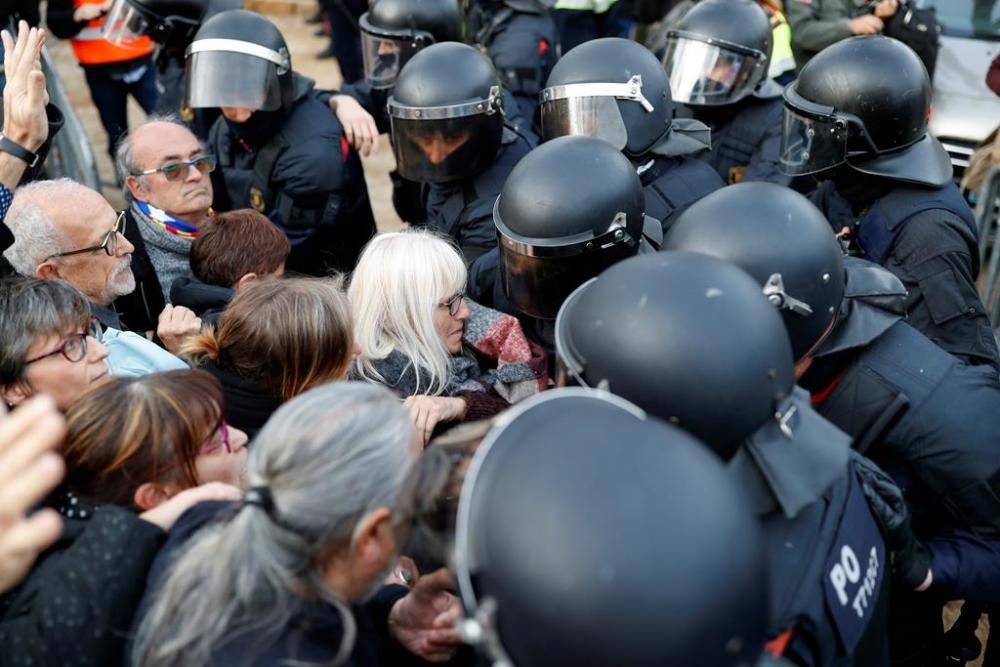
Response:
[779,35,999,369]
[465,0,559,125]
[539,37,724,233]
[185,10,376,275]
[388,41,535,274]
[664,181,1000,665]
[555,251,892,666]
[454,389,771,667]
[661,0,790,186]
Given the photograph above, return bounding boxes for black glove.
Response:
[852,453,931,591]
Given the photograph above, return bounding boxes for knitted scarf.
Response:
[364,300,548,403]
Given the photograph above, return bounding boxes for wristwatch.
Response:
[0,135,40,168]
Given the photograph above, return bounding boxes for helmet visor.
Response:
[101,0,149,45]
[663,34,766,106]
[185,49,284,111]
[778,106,848,176]
[389,114,503,183]
[540,95,628,150]
[359,18,430,89]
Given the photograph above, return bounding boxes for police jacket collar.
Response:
[729,387,852,519]
[647,117,712,158]
[814,258,906,358]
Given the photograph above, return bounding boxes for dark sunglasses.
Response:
[24,332,89,365]
[132,155,217,182]
[45,210,126,260]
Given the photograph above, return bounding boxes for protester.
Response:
[350,231,547,443]
[181,277,355,439]
[170,208,290,326]
[2,179,195,374]
[113,116,216,330]
[131,382,463,666]
[61,369,248,511]
[786,0,898,68]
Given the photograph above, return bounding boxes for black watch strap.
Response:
[0,135,40,168]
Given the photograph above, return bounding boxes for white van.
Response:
[921,0,1000,178]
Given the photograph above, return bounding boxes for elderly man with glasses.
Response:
[2,178,193,376]
[112,116,217,332]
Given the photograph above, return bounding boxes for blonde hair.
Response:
[349,230,467,395]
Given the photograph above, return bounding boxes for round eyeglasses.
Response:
[25,333,89,365]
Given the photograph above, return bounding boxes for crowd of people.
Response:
[1,0,1000,664]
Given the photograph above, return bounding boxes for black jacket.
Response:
[201,358,282,441]
[169,276,232,328]
[209,74,376,276]
[113,207,165,334]
[0,503,163,667]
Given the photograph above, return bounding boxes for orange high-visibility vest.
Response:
[70,0,155,66]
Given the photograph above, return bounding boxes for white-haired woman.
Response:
[350,230,547,444]
[130,382,463,666]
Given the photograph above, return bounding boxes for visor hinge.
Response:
[458,598,515,667]
[624,75,654,113]
[763,273,813,316]
[775,401,797,439]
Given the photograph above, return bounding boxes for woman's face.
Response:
[194,421,249,489]
[434,289,471,354]
[7,331,111,411]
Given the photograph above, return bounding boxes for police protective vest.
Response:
[691,93,790,186]
[70,0,154,65]
[638,154,724,233]
[810,319,1000,538]
[766,7,795,79]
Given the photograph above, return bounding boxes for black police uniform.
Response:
[810,179,998,369]
[662,0,790,186]
[467,0,559,125]
[208,74,376,275]
[636,151,723,232]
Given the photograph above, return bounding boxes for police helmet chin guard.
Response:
[388,42,506,183]
[453,389,769,667]
[102,0,203,47]
[184,10,293,113]
[779,36,952,187]
[661,0,773,107]
[494,135,647,320]
[540,38,675,157]
[664,182,847,362]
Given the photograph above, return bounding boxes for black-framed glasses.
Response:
[438,290,465,317]
[25,333,89,365]
[45,210,126,260]
[132,155,217,182]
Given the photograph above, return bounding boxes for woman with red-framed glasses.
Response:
[61,369,249,509]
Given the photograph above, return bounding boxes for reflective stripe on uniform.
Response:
[70,0,154,65]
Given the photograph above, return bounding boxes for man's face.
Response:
[413,130,472,166]
[126,122,214,217]
[44,189,136,305]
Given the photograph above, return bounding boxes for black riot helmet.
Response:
[388,42,505,183]
[102,0,204,48]
[455,389,769,667]
[359,0,462,90]
[662,0,773,107]
[665,183,846,362]
[495,135,649,319]
[780,36,952,187]
[555,251,795,460]
[540,38,674,157]
[184,10,293,112]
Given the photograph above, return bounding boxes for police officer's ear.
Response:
[125,174,151,203]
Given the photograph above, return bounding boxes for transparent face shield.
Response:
[359,16,432,89]
[662,33,767,106]
[779,86,881,176]
[184,40,290,111]
[539,75,654,150]
[102,0,150,45]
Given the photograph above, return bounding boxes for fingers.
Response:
[412,567,456,595]
[0,397,65,492]
[0,453,64,528]
[0,508,63,560]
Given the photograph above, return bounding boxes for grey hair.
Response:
[0,277,92,387]
[132,382,414,667]
[114,113,190,203]
[2,178,77,276]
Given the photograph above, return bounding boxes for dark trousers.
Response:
[323,0,364,84]
[83,61,159,160]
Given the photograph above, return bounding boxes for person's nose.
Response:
[230,426,250,452]
[455,298,472,321]
[184,163,204,183]
[117,234,135,256]
[88,336,110,363]
[426,141,450,165]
